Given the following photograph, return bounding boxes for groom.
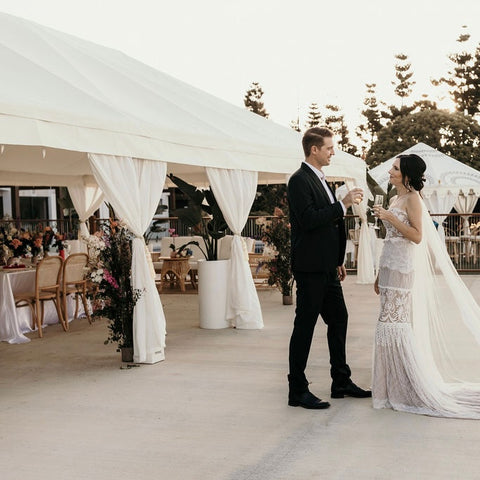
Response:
[287,127,371,409]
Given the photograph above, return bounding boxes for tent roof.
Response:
[0,13,309,187]
[369,143,480,194]
[0,13,366,188]
[324,150,367,187]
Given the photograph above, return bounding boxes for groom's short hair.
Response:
[302,127,333,157]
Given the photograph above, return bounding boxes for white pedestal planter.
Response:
[198,259,230,329]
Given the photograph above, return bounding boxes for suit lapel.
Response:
[301,163,333,205]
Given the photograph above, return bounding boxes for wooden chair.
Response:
[61,253,92,328]
[14,256,66,338]
[444,228,460,264]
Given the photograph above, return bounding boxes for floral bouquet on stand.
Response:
[83,220,143,354]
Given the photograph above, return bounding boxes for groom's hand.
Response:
[337,265,347,281]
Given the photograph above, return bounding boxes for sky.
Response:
[1,0,480,138]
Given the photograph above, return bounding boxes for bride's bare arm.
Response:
[374,193,423,244]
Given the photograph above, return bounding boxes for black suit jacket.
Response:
[288,163,346,272]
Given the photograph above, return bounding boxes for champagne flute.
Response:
[373,194,384,229]
[345,180,363,205]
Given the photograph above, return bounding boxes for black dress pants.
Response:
[288,270,351,394]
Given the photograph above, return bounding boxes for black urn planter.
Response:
[120,347,134,363]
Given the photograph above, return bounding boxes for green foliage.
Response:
[85,221,142,349]
[244,82,269,118]
[258,212,293,296]
[167,174,228,260]
[251,184,287,216]
[305,102,322,128]
[391,53,416,102]
[324,104,358,155]
[366,109,480,168]
[433,29,480,116]
[289,117,301,132]
[356,83,388,152]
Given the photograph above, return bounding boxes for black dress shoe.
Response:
[288,391,330,409]
[331,381,372,399]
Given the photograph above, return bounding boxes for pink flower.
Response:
[103,269,119,289]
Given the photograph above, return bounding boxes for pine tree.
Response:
[305,102,322,128]
[244,82,269,118]
[324,104,357,155]
[356,83,386,153]
[289,117,301,132]
[432,29,480,116]
[392,53,416,104]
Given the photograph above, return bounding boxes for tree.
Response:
[385,53,416,121]
[433,29,480,116]
[244,82,269,118]
[305,102,322,128]
[366,109,480,169]
[324,104,357,155]
[289,117,301,132]
[250,184,287,216]
[356,83,387,154]
[391,53,416,104]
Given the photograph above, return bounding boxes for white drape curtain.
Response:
[206,167,263,329]
[68,182,104,239]
[336,185,375,284]
[351,200,376,284]
[454,190,479,235]
[88,154,167,363]
[422,190,459,242]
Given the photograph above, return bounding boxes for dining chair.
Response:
[61,253,92,328]
[444,228,460,264]
[14,256,66,338]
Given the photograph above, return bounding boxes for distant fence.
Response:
[2,213,480,272]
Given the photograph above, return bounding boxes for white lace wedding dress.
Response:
[372,207,480,418]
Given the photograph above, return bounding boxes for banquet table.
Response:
[0,266,84,344]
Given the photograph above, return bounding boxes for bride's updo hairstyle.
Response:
[398,153,426,191]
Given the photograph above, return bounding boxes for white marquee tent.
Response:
[369,142,480,239]
[0,13,366,361]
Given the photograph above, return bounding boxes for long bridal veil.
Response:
[412,201,480,393]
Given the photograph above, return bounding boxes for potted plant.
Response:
[84,219,143,362]
[257,207,295,305]
[167,174,228,260]
[167,174,230,328]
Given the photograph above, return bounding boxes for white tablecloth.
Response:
[0,268,85,344]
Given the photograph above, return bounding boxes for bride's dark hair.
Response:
[398,153,426,191]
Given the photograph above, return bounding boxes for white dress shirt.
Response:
[303,161,346,214]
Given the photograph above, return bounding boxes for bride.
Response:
[372,153,480,418]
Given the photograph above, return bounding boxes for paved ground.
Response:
[1,275,480,480]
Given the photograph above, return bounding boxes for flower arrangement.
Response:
[0,218,59,265]
[84,220,143,350]
[53,232,68,259]
[256,207,294,299]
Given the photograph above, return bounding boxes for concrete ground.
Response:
[1,275,480,480]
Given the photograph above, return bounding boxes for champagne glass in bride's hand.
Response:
[373,194,384,229]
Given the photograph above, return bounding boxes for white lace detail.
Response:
[379,208,415,274]
[375,322,411,346]
[377,287,411,324]
[373,204,480,419]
